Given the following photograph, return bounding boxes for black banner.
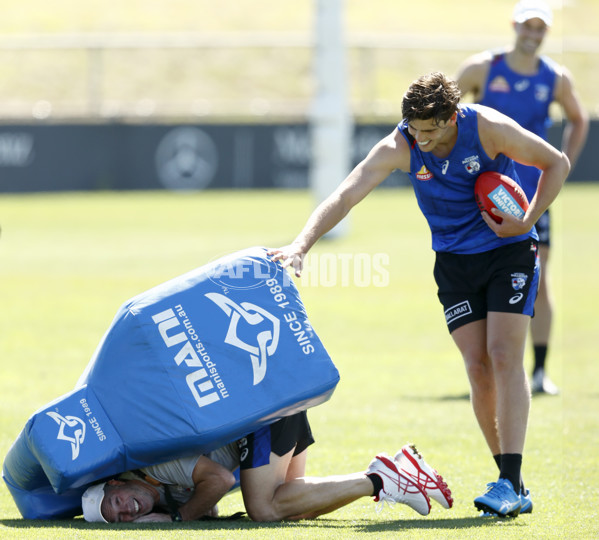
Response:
[0,122,595,193]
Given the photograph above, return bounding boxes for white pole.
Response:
[311,0,351,238]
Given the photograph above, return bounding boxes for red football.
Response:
[474,171,529,224]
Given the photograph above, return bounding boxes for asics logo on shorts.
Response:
[509,293,524,304]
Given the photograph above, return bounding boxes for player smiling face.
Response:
[401,72,461,153]
[407,113,458,154]
[101,479,160,522]
[514,17,548,55]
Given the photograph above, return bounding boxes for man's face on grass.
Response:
[101,479,159,522]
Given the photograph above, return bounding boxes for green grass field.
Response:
[1,184,598,539]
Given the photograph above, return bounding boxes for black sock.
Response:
[499,454,522,495]
[495,454,526,493]
[366,473,383,497]
[533,345,548,373]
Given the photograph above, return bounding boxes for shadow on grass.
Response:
[0,515,528,533]
[404,389,588,402]
[403,392,471,402]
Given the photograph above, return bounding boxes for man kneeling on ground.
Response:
[82,412,452,522]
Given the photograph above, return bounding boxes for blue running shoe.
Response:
[520,488,533,514]
[474,478,522,517]
[479,510,499,517]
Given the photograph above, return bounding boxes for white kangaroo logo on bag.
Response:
[205,293,280,385]
[46,412,86,460]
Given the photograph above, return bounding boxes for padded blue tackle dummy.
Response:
[3,247,339,519]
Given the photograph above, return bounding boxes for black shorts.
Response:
[237,411,314,470]
[535,210,550,246]
[434,239,540,333]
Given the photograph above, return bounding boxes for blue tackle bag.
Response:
[3,247,339,519]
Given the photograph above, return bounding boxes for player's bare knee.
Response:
[463,355,492,384]
[459,340,488,365]
[246,504,280,522]
[221,469,236,491]
[487,345,516,373]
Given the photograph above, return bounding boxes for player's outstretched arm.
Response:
[268,130,408,277]
[268,244,307,278]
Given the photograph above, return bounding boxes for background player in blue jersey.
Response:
[269,71,570,517]
[455,0,589,395]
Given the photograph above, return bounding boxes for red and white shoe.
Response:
[366,453,431,516]
[394,444,453,509]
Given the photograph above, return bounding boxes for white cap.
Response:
[513,0,553,26]
[82,482,108,522]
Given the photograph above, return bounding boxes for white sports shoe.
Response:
[366,453,431,516]
[531,368,559,395]
[394,444,453,509]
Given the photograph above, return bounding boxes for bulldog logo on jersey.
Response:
[535,84,550,102]
[416,165,433,181]
[462,155,481,174]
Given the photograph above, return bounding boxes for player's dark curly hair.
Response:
[401,72,462,125]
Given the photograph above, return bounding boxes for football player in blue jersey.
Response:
[269,71,570,517]
[455,0,589,396]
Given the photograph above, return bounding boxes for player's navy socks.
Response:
[496,453,526,493]
[499,454,522,495]
[367,473,384,497]
[533,345,548,373]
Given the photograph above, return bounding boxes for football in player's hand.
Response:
[474,171,529,224]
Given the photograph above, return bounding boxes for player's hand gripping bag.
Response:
[3,247,339,518]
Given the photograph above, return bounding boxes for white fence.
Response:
[1,33,597,120]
